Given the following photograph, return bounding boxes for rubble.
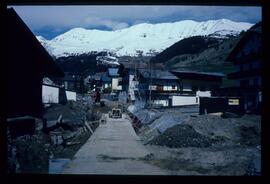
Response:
[43,100,92,126]
[146,114,260,148]
[129,106,261,175]
[7,95,103,174]
[150,124,214,148]
[8,134,50,173]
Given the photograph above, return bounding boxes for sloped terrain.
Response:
[128,106,261,175]
[37,19,252,57]
[165,34,242,73]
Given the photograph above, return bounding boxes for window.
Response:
[172,85,176,89]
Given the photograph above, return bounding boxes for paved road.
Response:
[62,113,167,175]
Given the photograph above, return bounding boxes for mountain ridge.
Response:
[36,19,253,58]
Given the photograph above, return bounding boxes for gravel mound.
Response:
[148,114,261,148]
[150,124,215,148]
[43,101,93,126]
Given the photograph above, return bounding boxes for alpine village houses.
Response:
[212,22,262,114]
[135,69,224,108]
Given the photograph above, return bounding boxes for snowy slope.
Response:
[36,19,253,58]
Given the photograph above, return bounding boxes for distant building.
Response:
[42,77,76,104]
[101,73,112,92]
[6,8,64,118]
[136,69,224,107]
[136,69,178,107]
[108,68,123,92]
[138,69,179,92]
[213,23,262,113]
[53,72,81,92]
[171,71,224,94]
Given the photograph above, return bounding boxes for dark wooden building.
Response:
[52,72,81,92]
[212,22,262,113]
[171,71,224,95]
[5,8,64,119]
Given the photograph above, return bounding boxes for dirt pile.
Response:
[183,114,261,147]
[150,124,216,148]
[142,114,261,175]
[149,114,260,148]
[44,100,93,126]
[7,96,103,173]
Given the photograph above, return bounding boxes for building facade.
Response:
[213,22,262,113]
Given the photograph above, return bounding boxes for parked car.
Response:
[109,108,122,118]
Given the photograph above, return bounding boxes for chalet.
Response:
[137,69,179,107]
[136,69,224,107]
[212,22,262,114]
[171,71,224,94]
[6,8,64,119]
[138,69,179,92]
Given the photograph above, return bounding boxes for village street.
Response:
[62,113,167,175]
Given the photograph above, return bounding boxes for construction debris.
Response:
[150,124,214,148]
[128,105,261,175]
[7,95,102,174]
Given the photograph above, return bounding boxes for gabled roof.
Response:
[7,8,64,78]
[138,69,178,80]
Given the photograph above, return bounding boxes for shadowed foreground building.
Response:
[6,8,64,118]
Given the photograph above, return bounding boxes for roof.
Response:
[172,71,225,77]
[226,22,262,63]
[7,8,64,78]
[138,69,178,80]
[171,71,225,81]
[108,68,120,77]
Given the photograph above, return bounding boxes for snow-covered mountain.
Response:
[36,19,253,58]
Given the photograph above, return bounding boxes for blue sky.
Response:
[11,5,261,40]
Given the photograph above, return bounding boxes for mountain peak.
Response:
[36,19,253,58]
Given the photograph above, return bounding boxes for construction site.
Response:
[7,93,261,175]
[5,7,262,176]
